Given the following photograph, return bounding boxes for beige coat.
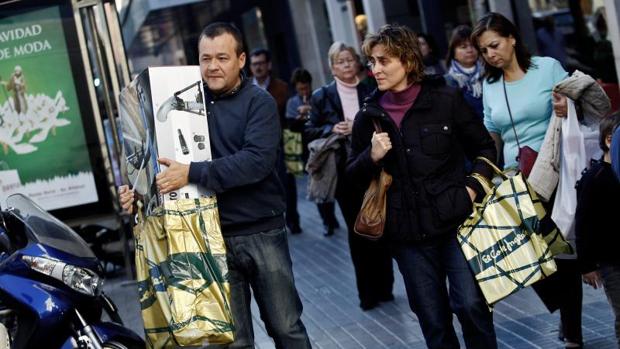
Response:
[528,70,611,201]
[306,133,344,203]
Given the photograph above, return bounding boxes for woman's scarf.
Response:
[448,60,483,98]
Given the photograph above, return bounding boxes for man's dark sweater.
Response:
[188,77,285,236]
[575,160,620,273]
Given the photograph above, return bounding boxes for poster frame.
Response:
[0,0,113,219]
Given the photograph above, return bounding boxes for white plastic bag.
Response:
[552,99,589,239]
[582,123,602,164]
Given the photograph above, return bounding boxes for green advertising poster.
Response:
[0,5,98,210]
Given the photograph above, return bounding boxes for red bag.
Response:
[517,146,538,178]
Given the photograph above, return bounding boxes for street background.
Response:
[104,178,618,349]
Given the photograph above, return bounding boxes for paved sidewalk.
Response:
[104,178,617,349]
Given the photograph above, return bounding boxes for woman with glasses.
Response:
[305,41,394,311]
[348,24,497,348]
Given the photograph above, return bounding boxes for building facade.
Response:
[118,0,620,98]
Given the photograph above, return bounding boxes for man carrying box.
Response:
[119,22,311,349]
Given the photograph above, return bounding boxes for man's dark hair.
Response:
[198,22,244,56]
[600,112,620,152]
[472,12,534,83]
[250,48,271,62]
[290,68,312,85]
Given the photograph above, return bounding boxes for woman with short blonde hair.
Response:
[362,26,425,84]
[305,41,394,311]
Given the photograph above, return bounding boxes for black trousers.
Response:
[316,202,338,228]
[285,173,300,229]
[533,258,583,343]
[335,173,394,305]
[277,149,300,230]
[532,192,583,344]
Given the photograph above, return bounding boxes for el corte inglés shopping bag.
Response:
[134,197,234,348]
[283,128,304,176]
[458,157,572,305]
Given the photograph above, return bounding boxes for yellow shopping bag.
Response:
[458,158,572,305]
[134,197,234,348]
[283,129,304,176]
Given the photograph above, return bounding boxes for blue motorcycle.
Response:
[0,194,144,349]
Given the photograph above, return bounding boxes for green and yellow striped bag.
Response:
[283,128,304,176]
[458,157,572,306]
[134,197,234,348]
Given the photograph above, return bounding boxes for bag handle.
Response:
[475,156,507,180]
[372,118,382,133]
[469,172,493,194]
[371,118,387,175]
[134,200,144,226]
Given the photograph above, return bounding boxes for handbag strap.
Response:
[502,77,523,152]
[475,156,508,180]
[371,118,388,175]
[372,118,382,133]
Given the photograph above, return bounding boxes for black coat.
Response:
[575,160,620,273]
[347,77,496,243]
[305,80,372,141]
[305,80,372,173]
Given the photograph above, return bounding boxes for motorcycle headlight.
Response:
[22,256,102,296]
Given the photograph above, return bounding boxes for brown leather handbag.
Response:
[354,119,392,240]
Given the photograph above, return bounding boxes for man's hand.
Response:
[156,158,190,194]
[583,271,603,289]
[297,105,311,118]
[552,92,568,118]
[370,131,392,163]
[119,185,135,214]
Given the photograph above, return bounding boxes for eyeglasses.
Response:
[250,60,268,67]
[334,59,356,67]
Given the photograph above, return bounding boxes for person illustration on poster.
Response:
[1,66,28,115]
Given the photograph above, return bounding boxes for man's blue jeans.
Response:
[392,235,497,349]
[223,227,311,349]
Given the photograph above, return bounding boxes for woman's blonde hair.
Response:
[362,24,425,84]
[327,41,357,67]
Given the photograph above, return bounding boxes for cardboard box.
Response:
[119,66,212,216]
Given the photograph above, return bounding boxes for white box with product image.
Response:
[119,66,211,216]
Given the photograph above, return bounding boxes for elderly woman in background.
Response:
[305,41,394,311]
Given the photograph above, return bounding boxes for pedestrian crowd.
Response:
[119,11,620,349]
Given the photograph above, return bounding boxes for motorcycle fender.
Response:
[59,322,144,349]
[93,321,144,345]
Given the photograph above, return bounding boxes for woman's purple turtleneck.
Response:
[379,83,421,128]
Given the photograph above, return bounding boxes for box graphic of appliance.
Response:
[119,66,211,216]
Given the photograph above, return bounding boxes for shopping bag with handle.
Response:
[458,157,572,305]
[134,197,235,348]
